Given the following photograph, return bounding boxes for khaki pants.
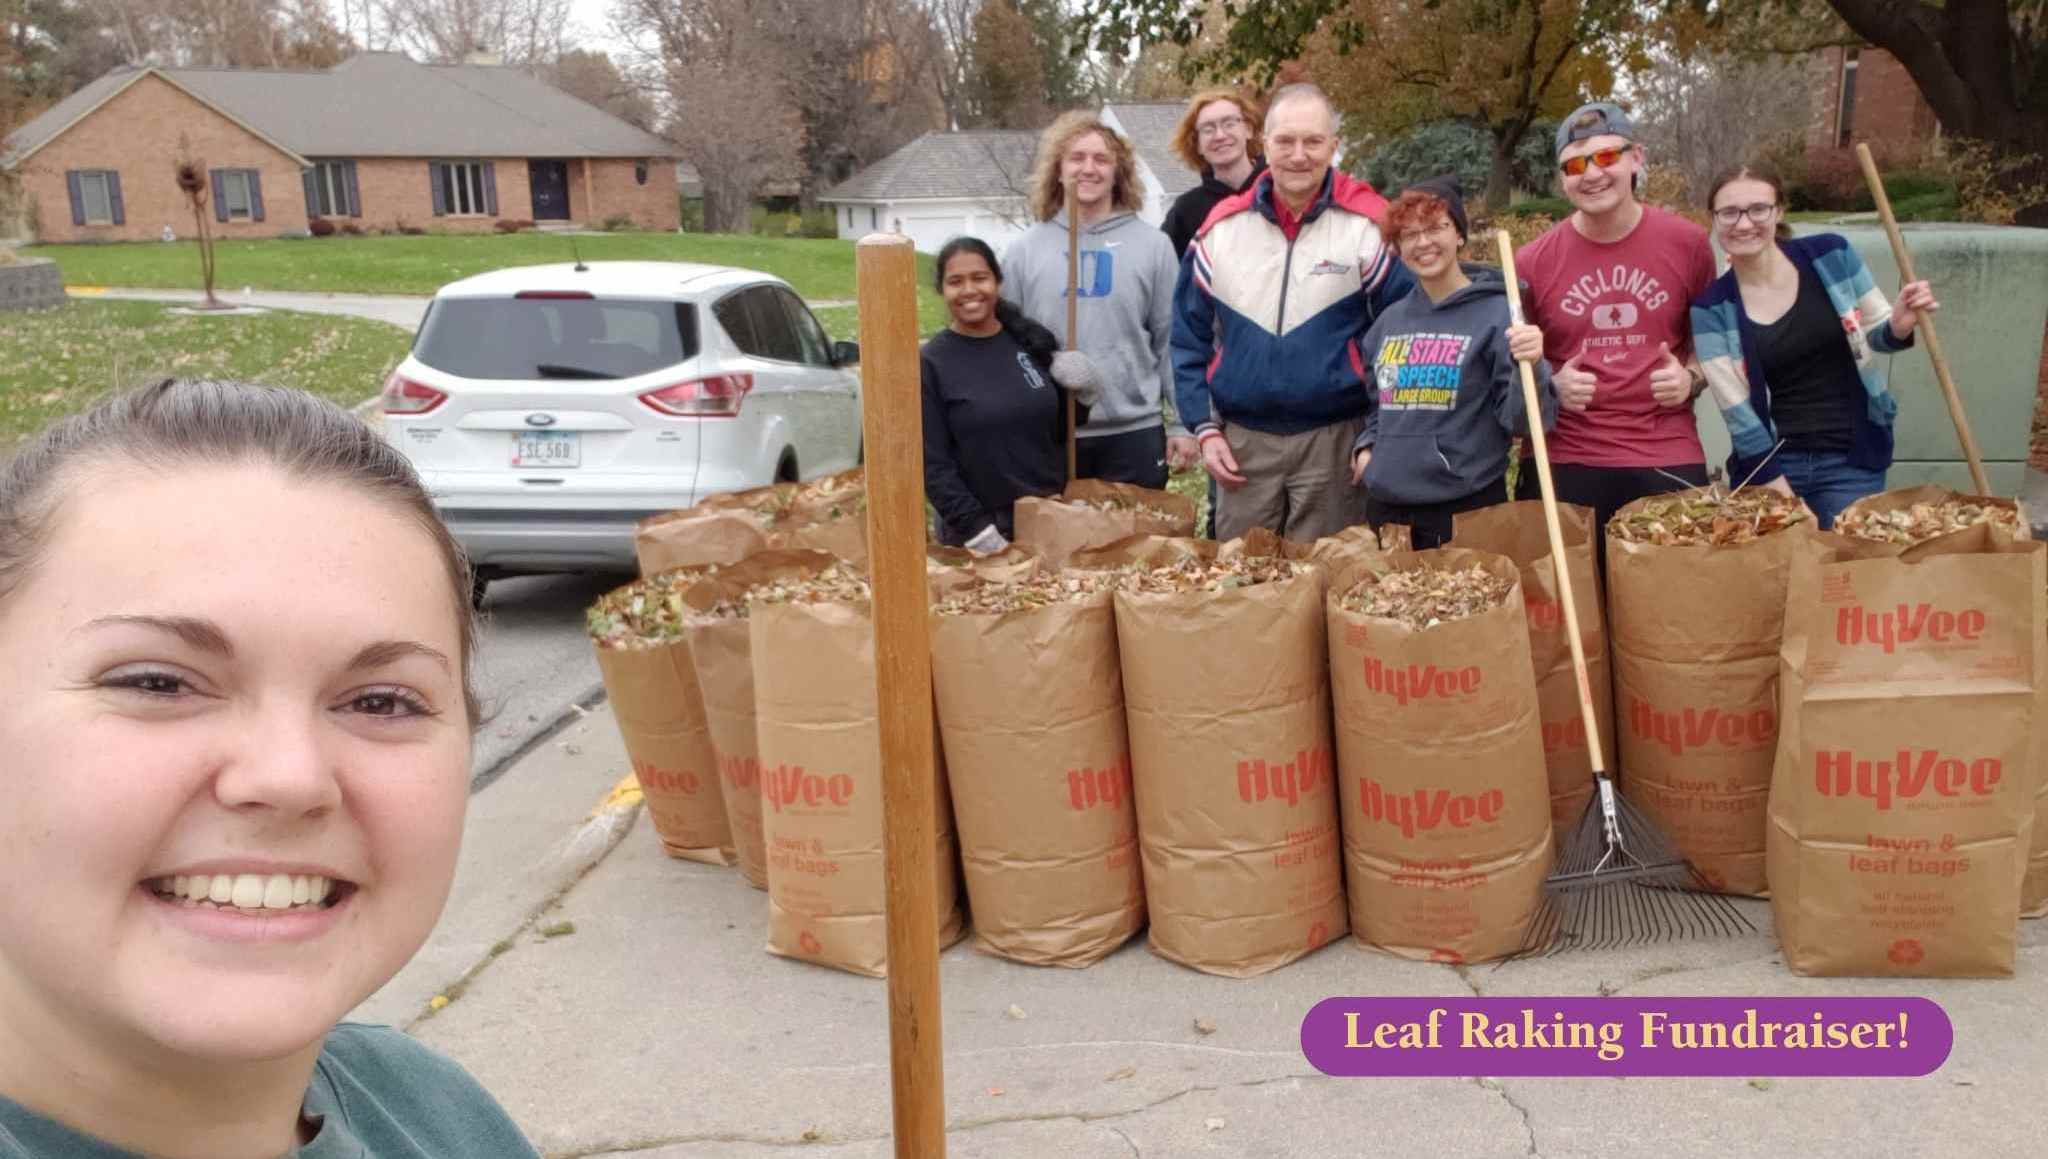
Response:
[1213,417,1366,543]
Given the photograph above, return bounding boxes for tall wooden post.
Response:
[854,232,947,1158]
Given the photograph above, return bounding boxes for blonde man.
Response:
[1002,111,1195,487]
[1164,88,1266,260]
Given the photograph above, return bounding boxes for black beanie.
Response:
[1405,174,1468,242]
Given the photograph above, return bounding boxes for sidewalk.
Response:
[67,285,428,329]
[370,705,2048,1158]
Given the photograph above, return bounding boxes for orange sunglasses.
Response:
[1560,147,1627,177]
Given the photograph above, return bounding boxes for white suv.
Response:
[381,261,862,595]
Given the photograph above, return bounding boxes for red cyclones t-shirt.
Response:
[1516,207,1717,467]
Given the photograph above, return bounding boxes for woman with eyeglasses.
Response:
[1689,164,1936,528]
[1509,101,1719,569]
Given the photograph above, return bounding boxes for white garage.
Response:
[821,130,1038,255]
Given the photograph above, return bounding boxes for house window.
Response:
[208,168,264,223]
[869,207,878,229]
[77,170,116,224]
[310,161,358,217]
[432,160,493,216]
[1835,48,1860,147]
[635,159,649,185]
[219,170,253,219]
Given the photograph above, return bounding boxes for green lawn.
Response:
[0,301,410,441]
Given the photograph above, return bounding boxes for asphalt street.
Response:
[467,569,622,788]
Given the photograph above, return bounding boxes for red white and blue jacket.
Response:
[1171,169,1413,438]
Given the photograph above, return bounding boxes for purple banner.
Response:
[1300,996,1951,1077]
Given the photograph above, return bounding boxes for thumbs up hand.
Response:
[1647,342,1694,408]
[1554,345,1597,413]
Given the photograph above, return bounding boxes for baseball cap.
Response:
[1556,101,1636,156]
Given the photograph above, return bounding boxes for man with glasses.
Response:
[1512,101,1718,559]
[1171,82,1412,542]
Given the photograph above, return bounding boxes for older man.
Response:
[1170,82,1413,542]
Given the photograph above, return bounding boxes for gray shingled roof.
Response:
[819,131,1039,203]
[1104,102,1200,200]
[5,53,674,167]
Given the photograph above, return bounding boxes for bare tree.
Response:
[379,0,570,64]
[546,48,657,129]
[1629,47,1812,203]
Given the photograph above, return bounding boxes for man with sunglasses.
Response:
[1512,101,1718,560]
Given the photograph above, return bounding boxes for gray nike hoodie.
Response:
[1000,210,1190,440]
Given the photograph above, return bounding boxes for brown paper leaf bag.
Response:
[931,578,1145,966]
[680,550,841,890]
[1833,485,2046,917]
[1770,531,2046,976]
[1608,494,1806,895]
[634,508,772,577]
[1325,550,1554,964]
[1073,534,1347,977]
[1013,480,1197,569]
[588,566,735,864]
[751,591,966,977]
[1453,501,1613,840]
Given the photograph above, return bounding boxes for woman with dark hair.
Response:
[1691,164,1939,527]
[922,236,1100,553]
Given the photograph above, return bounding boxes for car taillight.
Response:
[381,371,447,415]
[638,373,752,418]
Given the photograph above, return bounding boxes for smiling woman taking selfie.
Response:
[0,380,536,1157]
[921,237,1100,553]
[1690,164,1936,528]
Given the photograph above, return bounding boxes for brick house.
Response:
[1804,45,1940,163]
[1,52,679,243]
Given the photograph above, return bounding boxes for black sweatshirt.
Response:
[1162,160,1267,259]
[920,327,1082,544]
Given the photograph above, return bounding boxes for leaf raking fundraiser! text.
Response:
[1341,1007,1913,1062]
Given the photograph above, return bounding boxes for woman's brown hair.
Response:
[1170,89,1264,173]
[1029,111,1144,222]
[1705,163,1794,240]
[0,378,483,723]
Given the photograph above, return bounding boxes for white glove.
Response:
[1049,350,1102,408]
[964,524,1009,556]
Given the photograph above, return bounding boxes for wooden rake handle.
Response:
[1497,229,1607,775]
[1064,179,1080,483]
[1853,143,1990,495]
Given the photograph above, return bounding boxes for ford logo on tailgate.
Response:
[525,413,557,427]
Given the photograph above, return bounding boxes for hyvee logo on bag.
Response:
[1361,658,1482,705]
[1815,749,2002,811]
[1543,716,1588,754]
[718,752,761,794]
[1627,698,1774,756]
[1357,776,1504,838]
[1236,747,1332,807]
[1067,756,1133,812]
[762,763,856,812]
[1523,595,1562,633]
[1835,602,1986,654]
[633,758,703,795]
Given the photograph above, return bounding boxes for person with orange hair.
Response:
[1001,111,1196,488]
[1350,176,1557,548]
[1162,89,1266,261]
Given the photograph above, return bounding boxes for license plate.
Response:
[512,430,579,467]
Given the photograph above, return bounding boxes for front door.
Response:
[528,160,570,220]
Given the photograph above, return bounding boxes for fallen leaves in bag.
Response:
[1059,494,1182,522]
[585,565,721,647]
[1111,554,1310,595]
[931,570,1116,616]
[1339,564,1514,629]
[1835,500,2019,545]
[1608,487,1807,546]
[746,563,872,606]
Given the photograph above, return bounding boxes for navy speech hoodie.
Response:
[1354,264,1558,506]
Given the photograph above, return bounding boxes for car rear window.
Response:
[412,297,700,380]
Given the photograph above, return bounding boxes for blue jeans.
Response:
[1777,448,1886,530]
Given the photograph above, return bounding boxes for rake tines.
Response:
[1514,776,1756,959]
